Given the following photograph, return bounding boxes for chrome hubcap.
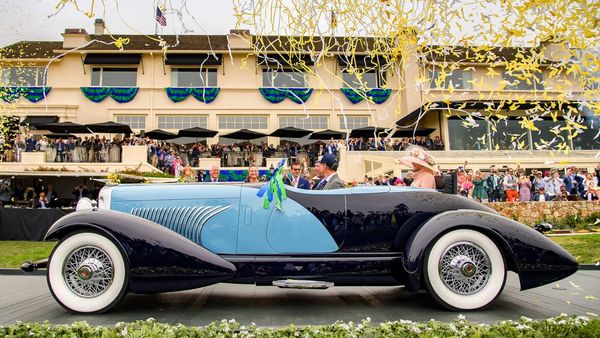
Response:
[63,246,114,298]
[439,241,491,295]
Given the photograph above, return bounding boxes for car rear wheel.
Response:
[47,232,128,313]
[424,229,506,311]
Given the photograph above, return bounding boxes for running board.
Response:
[272,279,334,289]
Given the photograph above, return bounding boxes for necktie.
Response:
[315,179,327,190]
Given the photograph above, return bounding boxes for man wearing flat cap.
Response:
[313,154,345,190]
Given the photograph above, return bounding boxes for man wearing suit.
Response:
[313,154,345,190]
[46,184,58,208]
[283,162,310,189]
[205,164,221,182]
[72,184,89,206]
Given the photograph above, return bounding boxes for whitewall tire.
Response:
[424,229,506,311]
[47,232,128,313]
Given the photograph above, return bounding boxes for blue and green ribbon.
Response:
[259,87,313,104]
[256,159,287,210]
[0,87,51,103]
[340,87,391,104]
[80,87,139,103]
[165,87,220,103]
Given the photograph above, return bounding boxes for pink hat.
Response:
[399,146,436,173]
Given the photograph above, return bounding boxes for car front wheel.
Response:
[424,229,506,311]
[47,231,128,313]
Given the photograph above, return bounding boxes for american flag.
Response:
[156,6,167,26]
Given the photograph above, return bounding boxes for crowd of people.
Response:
[455,165,600,202]
[357,166,600,202]
[1,131,443,171]
[0,134,139,163]
[347,135,444,151]
[0,179,102,209]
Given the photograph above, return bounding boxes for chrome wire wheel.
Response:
[424,229,506,311]
[48,232,128,313]
[63,246,114,298]
[438,241,491,295]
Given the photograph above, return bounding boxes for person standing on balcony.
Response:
[25,134,36,152]
[503,168,518,202]
[399,146,437,189]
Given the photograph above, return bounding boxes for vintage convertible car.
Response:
[39,182,577,313]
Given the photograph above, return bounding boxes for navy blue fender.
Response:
[401,210,578,292]
[45,209,236,294]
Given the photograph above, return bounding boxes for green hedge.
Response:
[2,315,600,337]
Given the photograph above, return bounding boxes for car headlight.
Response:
[76,198,93,211]
[97,186,113,210]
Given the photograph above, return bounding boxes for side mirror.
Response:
[534,222,553,234]
[91,199,98,209]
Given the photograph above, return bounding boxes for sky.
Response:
[0,0,236,46]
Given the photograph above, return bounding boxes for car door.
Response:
[237,184,343,254]
[344,185,414,252]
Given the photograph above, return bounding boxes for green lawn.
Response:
[550,234,600,265]
[0,241,57,268]
[0,235,599,268]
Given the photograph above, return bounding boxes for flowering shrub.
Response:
[1,315,599,337]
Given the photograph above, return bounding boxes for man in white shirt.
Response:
[533,186,550,202]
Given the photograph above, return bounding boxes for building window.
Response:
[429,69,473,89]
[502,70,543,90]
[531,118,570,149]
[157,116,208,130]
[572,116,600,150]
[490,118,530,150]
[115,115,146,130]
[262,69,306,87]
[447,117,488,150]
[339,116,370,130]
[1,67,47,86]
[448,115,583,151]
[279,116,328,129]
[171,68,217,87]
[218,115,268,129]
[91,67,137,87]
[342,70,384,89]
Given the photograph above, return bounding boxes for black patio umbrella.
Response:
[143,129,177,140]
[308,129,347,140]
[44,133,76,139]
[391,127,436,138]
[86,121,133,134]
[39,122,92,134]
[270,126,312,138]
[349,126,390,138]
[220,129,268,140]
[177,127,218,138]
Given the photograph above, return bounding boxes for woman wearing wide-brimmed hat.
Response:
[398,146,437,189]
